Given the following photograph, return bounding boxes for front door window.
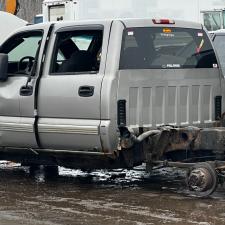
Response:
[0,31,43,76]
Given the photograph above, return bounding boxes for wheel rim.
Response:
[186,162,218,197]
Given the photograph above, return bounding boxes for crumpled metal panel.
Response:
[147,126,225,160]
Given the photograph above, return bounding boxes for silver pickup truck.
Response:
[0,18,224,196]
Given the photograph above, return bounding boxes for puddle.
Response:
[0,162,223,225]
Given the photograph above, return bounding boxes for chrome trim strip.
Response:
[38,124,99,135]
[0,122,99,135]
[2,147,115,157]
[0,122,33,133]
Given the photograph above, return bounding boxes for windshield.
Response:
[120,27,218,70]
[203,12,222,31]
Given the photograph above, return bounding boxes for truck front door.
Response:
[0,25,48,148]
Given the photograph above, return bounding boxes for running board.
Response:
[0,147,116,158]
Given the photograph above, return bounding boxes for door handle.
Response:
[78,86,94,97]
[20,85,33,96]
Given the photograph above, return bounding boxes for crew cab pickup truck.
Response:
[0,18,224,196]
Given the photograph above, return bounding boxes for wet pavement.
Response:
[0,162,224,225]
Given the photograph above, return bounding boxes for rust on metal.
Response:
[144,126,225,160]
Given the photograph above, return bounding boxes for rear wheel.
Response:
[44,165,59,178]
[186,162,218,197]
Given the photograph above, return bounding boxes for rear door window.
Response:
[120,27,218,70]
[51,29,103,74]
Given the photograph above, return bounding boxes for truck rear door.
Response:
[38,22,111,151]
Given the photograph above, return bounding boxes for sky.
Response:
[80,0,225,22]
[149,0,225,22]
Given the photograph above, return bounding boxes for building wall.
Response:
[17,0,42,22]
[0,0,5,10]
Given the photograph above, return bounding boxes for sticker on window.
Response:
[160,33,174,37]
[198,32,203,37]
[163,64,181,68]
[196,39,204,53]
[128,31,134,36]
[163,28,172,33]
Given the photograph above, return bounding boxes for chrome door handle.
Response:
[20,85,33,96]
[78,86,94,97]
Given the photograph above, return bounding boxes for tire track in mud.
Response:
[0,162,224,225]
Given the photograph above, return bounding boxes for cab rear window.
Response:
[119,27,218,69]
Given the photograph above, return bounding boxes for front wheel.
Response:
[29,165,59,179]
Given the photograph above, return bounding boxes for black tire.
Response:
[29,164,40,177]
[29,165,59,179]
[44,165,59,178]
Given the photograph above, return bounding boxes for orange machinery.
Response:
[4,0,19,15]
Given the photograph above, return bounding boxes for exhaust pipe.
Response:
[119,127,161,149]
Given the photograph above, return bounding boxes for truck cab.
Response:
[0,18,224,196]
[201,9,225,31]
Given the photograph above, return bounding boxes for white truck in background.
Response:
[201,9,225,31]
[42,0,151,22]
[43,0,76,22]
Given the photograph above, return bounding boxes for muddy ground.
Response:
[0,162,224,225]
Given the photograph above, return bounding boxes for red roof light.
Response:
[152,19,175,25]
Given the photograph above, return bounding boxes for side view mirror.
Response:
[0,53,8,82]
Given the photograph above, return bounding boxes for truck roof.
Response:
[25,18,203,30]
[210,29,225,34]
[119,18,202,29]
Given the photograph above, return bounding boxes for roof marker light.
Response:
[152,19,175,25]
